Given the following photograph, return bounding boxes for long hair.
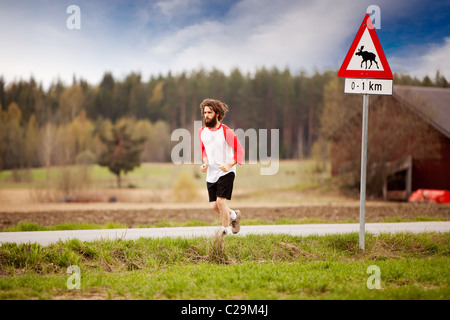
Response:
[199,98,229,122]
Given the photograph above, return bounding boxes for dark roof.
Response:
[393,85,450,139]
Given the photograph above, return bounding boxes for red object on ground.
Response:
[409,189,450,204]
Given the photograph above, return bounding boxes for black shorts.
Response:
[207,172,235,202]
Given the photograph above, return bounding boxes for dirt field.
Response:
[0,189,449,231]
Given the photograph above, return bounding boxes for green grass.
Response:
[0,163,181,189]
[0,232,449,300]
[1,160,448,300]
[382,216,448,223]
[3,215,447,233]
[2,222,128,232]
[0,159,329,190]
[3,220,328,232]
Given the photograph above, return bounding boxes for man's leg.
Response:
[210,201,220,215]
[209,173,241,234]
[216,197,241,234]
[216,196,231,228]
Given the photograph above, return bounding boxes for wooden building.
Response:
[330,85,450,201]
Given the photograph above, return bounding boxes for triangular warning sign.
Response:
[338,14,392,79]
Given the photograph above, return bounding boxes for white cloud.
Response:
[154,0,201,19]
[144,0,360,76]
[1,0,448,89]
[407,38,450,80]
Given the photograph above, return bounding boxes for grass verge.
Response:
[0,232,449,299]
[2,215,446,232]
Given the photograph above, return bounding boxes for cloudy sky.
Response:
[1,0,449,89]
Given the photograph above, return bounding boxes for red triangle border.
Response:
[338,14,393,79]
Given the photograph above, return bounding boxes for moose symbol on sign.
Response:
[355,45,379,69]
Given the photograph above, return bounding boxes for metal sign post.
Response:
[338,14,393,250]
[359,94,369,250]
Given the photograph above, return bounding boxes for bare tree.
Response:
[39,123,57,182]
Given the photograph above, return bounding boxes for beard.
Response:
[205,116,218,128]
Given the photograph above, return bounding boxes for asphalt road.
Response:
[0,221,449,246]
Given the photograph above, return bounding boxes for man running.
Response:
[198,98,244,235]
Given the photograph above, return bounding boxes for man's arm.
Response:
[201,157,208,172]
[219,125,244,172]
[199,127,208,172]
[223,126,244,165]
[219,160,236,172]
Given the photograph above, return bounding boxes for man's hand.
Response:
[200,163,208,172]
[219,162,236,172]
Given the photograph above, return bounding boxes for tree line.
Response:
[0,68,447,176]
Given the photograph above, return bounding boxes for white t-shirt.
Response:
[199,124,244,183]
